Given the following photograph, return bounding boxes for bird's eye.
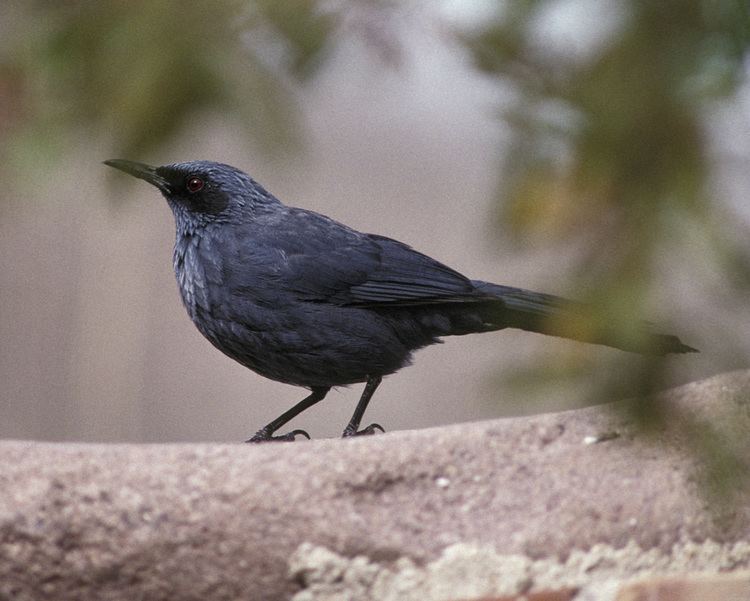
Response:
[186,176,204,193]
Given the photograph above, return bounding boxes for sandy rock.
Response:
[1,370,749,601]
[615,571,750,601]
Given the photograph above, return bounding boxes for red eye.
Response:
[186,177,204,193]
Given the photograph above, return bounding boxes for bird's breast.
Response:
[173,234,212,321]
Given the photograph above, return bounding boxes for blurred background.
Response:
[1,0,748,444]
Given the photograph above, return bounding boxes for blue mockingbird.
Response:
[104,159,697,442]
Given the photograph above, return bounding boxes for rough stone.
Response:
[1,370,749,601]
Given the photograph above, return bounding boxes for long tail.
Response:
[472,281,698,356]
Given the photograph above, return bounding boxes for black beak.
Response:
[103,159,172,194]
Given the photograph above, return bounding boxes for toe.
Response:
[245,428,310,443]
[341,423,385,438]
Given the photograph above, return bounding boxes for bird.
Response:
[104,159,697,442]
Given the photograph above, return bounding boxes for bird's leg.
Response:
[342,376,385,437]
[246,387,330,443]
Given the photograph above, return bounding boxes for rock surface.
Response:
[1,370,749,601]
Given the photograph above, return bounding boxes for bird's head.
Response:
[104,159,279,229]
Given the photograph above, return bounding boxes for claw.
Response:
[342,423,385,438]
[245,428,311,443]
[287,429,312,441]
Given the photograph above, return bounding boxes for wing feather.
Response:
[271,213,482,306]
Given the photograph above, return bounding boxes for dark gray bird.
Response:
[104,159,697,442]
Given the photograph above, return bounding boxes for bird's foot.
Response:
[245,428,310,443]
[342,423,385,438]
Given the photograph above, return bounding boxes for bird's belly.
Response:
[189,302,413,388]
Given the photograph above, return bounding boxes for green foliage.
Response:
[466,0,749,368]
[0,1,336,163]
[465,0,750,498]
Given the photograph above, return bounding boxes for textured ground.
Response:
[1,370,749,601]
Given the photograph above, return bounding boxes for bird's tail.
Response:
[471,281,698,356]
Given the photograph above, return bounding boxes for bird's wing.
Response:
[261,210,484,307]
[334,234,482,306]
